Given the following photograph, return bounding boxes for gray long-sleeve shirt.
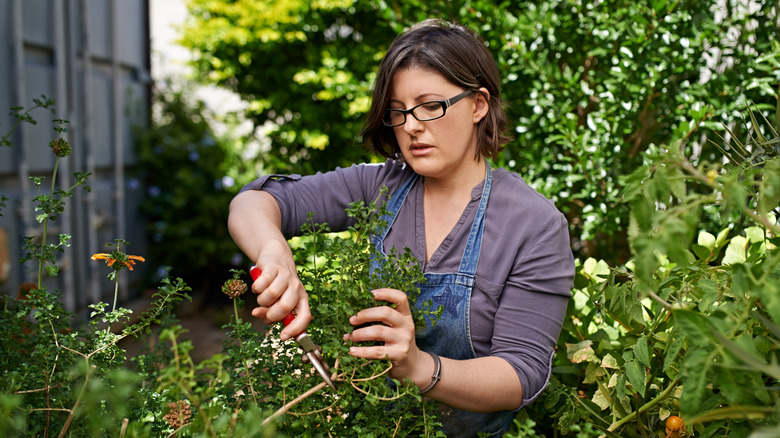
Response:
[240,159,574,407]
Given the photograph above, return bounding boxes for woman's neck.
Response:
[422,158,487,197]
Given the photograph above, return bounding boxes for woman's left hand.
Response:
[343,288,430,384]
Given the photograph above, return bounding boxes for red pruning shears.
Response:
[249,266,337,391]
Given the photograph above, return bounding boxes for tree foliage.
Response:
[179,0,779,263]
[133,90,259,292]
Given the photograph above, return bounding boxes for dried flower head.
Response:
[164,400,192,429]
[222,278,248,298]
[49,137,71,157]
[222,268,248,299]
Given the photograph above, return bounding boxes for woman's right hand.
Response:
[228,190,311,340]
[250,246,311,340]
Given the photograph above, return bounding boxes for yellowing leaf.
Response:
[715,227,730,247]
[601,353,619,369]
[697,230,716,251]
[745,226,766,243]
[566,340,596,364]
[584,362,606,384]
[592,386,611,410]
[582,257,610,282]
[723,235,748,265]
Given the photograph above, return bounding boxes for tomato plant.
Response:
[525,95,780,437]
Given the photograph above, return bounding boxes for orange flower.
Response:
[91,253,116,265]
[91,253,145,270]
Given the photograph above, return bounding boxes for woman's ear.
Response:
[473,87,490,124]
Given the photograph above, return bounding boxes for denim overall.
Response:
[371,164,516,437]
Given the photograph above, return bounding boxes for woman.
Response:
[228,19,574,437]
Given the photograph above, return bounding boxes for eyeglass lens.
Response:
[384,102,444,127]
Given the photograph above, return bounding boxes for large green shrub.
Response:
[520,93,780,436]
[133,89,258,293]
[178,0,779,262]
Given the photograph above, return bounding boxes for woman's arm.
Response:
[344,288,523,412]
[228,190,310,339]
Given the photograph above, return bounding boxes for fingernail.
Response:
[280,333,290,341]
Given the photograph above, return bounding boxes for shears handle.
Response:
[249,265,298,330]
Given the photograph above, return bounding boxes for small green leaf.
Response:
[663,333,684,373]
[625,359,646,397]
[691,244,711,261]
[633,335,651,368]
[715,228,730,247]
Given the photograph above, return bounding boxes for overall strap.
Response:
[457,162,493,276]
[372,172,419,250]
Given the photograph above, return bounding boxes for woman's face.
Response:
[389,67,488,182]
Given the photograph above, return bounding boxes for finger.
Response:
[250,266,275,295]
[349,306,407,329]
[348,345,390,361]
[346,323,396,344]
[255,270,294,307]
[371,288,412,315]
[264,283,306,323]
[251,306,272,325]
[280,295,311,340]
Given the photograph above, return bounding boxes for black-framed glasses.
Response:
[382,89,474,127]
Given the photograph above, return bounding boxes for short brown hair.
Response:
[360,19,510,160]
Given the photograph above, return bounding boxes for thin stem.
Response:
[392,416,403,437]
[288,400,338,417]
[112,276,119,313]
[262,380,329,426]
[165,422,191,438]
[45,320,62,436]
[262,363,350,427]
[234,299,258,404]
[37,157,60,288]
[57,357,93,438]
[167,334,217,438]
[120,418,129,437]
[648,290,671,310]
[608,378,680,431]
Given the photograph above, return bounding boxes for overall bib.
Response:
[371,164,516,437]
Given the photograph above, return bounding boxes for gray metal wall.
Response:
[0,0,151,314]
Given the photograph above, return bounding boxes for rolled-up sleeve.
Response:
[238,161,409,238]
[491,212,574,409]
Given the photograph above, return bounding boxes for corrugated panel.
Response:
[0,0,151,313]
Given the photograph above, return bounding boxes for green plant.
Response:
[0,99,194,437]
[526,92,780,437]
[210,195,443,436]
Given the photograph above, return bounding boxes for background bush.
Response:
[178,0,779,264]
